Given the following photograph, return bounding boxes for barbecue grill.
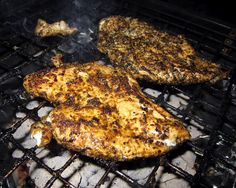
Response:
[0,0,236,187]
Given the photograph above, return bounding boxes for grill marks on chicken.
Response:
[35,19,78,37]
[24,62,190,160]
[97,16,228,84]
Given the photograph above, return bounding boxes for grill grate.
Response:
[1,0,236,187]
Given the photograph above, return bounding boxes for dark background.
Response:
[157,0,235,26]
[0,0,235,26]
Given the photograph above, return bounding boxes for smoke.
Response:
[1,0,120,63]
[64,0,119,35]
[55,0,120,60]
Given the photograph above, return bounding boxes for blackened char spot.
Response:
[78,118,94,126]
[59,120,76,127]
[123,75,136,89]
[41,91,47,98]
[55,93,62,98]
[159,132,168,139]
[155,124,161,133]
[112,120,121,129]
[87,98,101,106]
[146,139,153,144]
[52,113,65,121]
[66,80,78,86]
[140,66,152,75]
[97,71,110,89]
[137,95,146,106]
[103,106,115,114]
[65,94,76,106]
[92,117,99,123]
[68,137,75,142]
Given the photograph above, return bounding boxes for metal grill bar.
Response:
[144,160,160,186]
[95,165,113,187]
[125,0,234,36]
[1,1,236,187]
[97,160,144,188]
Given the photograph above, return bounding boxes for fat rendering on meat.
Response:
[24,62,190,161]
[97,16,228,85]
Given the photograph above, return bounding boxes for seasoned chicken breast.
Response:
[35,19,78,37]
[24,62,190,160]
[24,62,141,107]
[97,16,228,84]
[36,104,189,160]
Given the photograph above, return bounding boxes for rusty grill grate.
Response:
[0,0,236,187]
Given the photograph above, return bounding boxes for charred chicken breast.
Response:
[24,62,190,160]
[97,16,228,84]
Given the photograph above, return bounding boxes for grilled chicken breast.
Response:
[24,62,190,160]
[35,19,78,37]
[97,16,228,84]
